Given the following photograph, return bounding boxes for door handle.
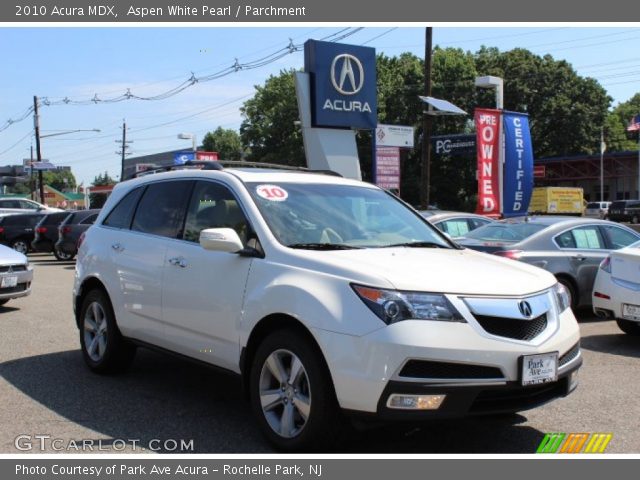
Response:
[572,254,587,261]
[111,243,124,252]
[168,257,188,268]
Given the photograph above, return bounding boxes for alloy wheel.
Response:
[259,349,311,439]
[83,301,108,362]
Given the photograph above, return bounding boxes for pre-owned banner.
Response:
[503,112,534,218]
[474,109,501,216]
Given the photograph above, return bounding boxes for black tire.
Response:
[79,289,136,373]
[11,239,29,255]
[557,276,577,310]
[0,299,9,306]
[53,246,75,261]
[616,319,640,336]
[249,329,345,451]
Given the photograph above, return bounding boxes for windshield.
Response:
[463,222,547,242]
[247,182,451,249]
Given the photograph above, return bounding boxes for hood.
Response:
[0,244,28,266]
[291,247,555,296]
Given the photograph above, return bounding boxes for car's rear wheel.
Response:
[249,330,344,451]
[11,239,29,255]
[53,246,74,261]
[79,289,136,373]
[616,319,640,336]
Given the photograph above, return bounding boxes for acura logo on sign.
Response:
[330,54,364,95]
[518,300,533,318]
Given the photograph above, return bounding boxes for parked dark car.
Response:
[31,211,73,260]
[0,213,46,254]
[607,199,640,223]
[54,209,100,260]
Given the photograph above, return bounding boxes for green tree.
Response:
[606,93,640,151]
[240,69,304,166]
[42,169,77,192]
[201,127,244,160]
[90,171,117,208]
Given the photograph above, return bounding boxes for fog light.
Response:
[387,394,446,410]
[569,370,579,390]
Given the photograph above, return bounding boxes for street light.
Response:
[475,76,504,110]
[178,132,197,152]
[40,129,101,139]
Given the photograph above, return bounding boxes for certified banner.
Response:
[503,112,534,218]
[474,109,501,216]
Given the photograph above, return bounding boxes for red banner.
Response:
[375,147,401,191]
[475,109,501,216]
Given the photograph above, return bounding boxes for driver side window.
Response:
[183,181,250,245]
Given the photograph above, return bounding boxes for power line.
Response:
[0,130,33,158]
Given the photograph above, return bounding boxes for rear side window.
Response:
[0,199,21,208]
[103,187,145,229]
[602,225,639,249]
[131,181,193,239]
[80,214,99,225]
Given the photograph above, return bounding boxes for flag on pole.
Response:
[627,114,640,132]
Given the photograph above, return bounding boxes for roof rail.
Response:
[131,160,342,179]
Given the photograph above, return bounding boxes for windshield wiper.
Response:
[287,243,362,250]
[383,241,449,249]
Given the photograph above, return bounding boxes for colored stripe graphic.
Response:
[537,433,613,453]
[584,433,613,453]
[537,433,566,453]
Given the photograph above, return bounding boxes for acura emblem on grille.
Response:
[518,300,533,318]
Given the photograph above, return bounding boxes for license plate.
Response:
[622,304,640,321]
[1,275,18,288]
[521,353,558,386]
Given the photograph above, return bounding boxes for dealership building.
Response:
[535,150,639,202]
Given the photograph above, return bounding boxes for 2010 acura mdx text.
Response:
[73,163,582,451]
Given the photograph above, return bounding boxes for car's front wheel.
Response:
[79,289,136,373]
[249,330,344,451]
[617,319,640,336]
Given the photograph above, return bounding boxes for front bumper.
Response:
[0,266,33,301]
[313,306,581,415]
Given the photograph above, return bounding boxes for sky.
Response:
[1,26,640,186]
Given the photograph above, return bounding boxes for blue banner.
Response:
[304,40,377,129]
[502,112,534,218]
[173,151,195,165]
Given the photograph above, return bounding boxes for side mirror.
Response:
[199,228,243,253]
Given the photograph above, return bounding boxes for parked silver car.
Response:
[0,243,33,307]
[419,211,494,237]
[457,216,640,308]
[584,201,611,219]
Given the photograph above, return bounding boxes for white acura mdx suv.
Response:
[73,163,582,451]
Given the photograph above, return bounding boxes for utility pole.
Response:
[33,96,45,205]
[30,144,35,200]
[421,27,433,209]
[116,119,132,181]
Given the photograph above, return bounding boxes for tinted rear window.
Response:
[103,187,145,229]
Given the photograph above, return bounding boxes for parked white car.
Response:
[74,164,582,451]
[593,240,640,335]
[0,197,63,215]
[584,201,611,219]
[0,243,33,306]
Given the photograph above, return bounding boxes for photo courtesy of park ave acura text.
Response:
[1,22,640,455]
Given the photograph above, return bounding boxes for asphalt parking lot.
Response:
[0,254,638,454]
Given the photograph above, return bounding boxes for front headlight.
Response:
[352,284,465,325]
[553,282,570,313]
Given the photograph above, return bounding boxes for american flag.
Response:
[627,114,640,132]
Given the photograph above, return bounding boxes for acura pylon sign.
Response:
[304,40,377,129]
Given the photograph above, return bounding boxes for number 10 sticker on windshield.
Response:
[256,185,288,202]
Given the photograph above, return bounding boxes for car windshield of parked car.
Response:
[247,182,451,249]
[463,222,548,242]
